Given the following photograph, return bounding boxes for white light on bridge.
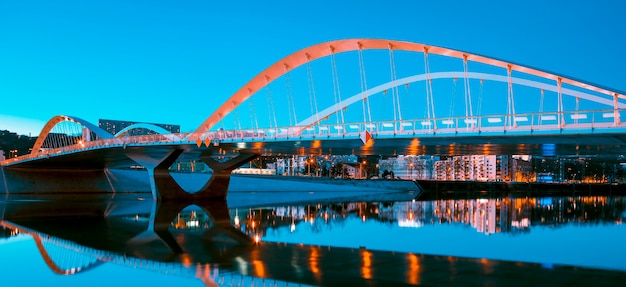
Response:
[603,113,615,118]
[570,114,588,120]
[464,119,477,124]
[420,121,432,126]
[382,123,394,128]
[349,125,360,129]
[541,115,557,121]
[442,120,455,125]
[333,125,344,130]
[487,118,502,123]
[514,117,528,122]
[318,126,328,131]
[401,122,413,127]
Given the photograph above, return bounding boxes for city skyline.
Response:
[1,1,625,136]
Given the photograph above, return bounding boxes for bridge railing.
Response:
[210,108,626,142]
[0,133,196,166]
[3,108,626,166]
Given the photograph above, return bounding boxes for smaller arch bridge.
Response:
[31,115,114,153]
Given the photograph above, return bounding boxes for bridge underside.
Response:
[2,132,626,196]
[1,144,259,200]
[215,132,626,156]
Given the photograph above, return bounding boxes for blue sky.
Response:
[1,0,625,135]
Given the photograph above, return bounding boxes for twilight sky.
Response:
[1,0,625,135]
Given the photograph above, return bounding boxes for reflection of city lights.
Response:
[254,234,260,244]
[233,196,625,242]
[407,253,420,285]
[181,254,193,268]
[234,215,240,227]
[360,249,373,279]
[309,247,320,278]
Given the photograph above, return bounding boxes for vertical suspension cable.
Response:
[57,122,63,148]
[233,109,241,133]
[329,46,345,126]
[357,43,373,130]
[449,78,457,119]
[575,97,580,124]
[506,65,516,128]
[539,89,545,125]
[62,122,67,147]
[388,45,397,125]
[284,64,298,127]
[423,47,436,130]
[248,89,259,132]
[305,53,320,131]
[614,93,620,126]
[388,44,402,130]
[462,55,474,119]
[557,77,564,127]
[477,79,484,117]
[264,79,278,132]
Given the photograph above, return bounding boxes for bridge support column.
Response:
[126,148,258,201]
[198,152,259,200]
[125,148,186,201]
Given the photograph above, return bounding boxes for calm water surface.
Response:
[1,193,626,286]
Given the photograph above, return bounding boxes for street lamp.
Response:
[362,160,367,179]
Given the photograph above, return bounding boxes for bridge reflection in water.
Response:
[2,193,626,286]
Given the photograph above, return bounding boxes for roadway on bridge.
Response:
[5,131,626,170]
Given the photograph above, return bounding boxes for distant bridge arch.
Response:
[115,123,174,137]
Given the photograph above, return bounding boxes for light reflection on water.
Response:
[233,196,626,271]
[2,194,626,286]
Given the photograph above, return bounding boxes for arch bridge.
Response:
[2,38,626,199]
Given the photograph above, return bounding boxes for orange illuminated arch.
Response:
[192,38,624,137]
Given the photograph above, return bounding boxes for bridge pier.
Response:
[125,147,258,201]
[126,148,185,201]
[198,152,259,200]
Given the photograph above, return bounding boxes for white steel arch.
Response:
[296,71,626,127]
